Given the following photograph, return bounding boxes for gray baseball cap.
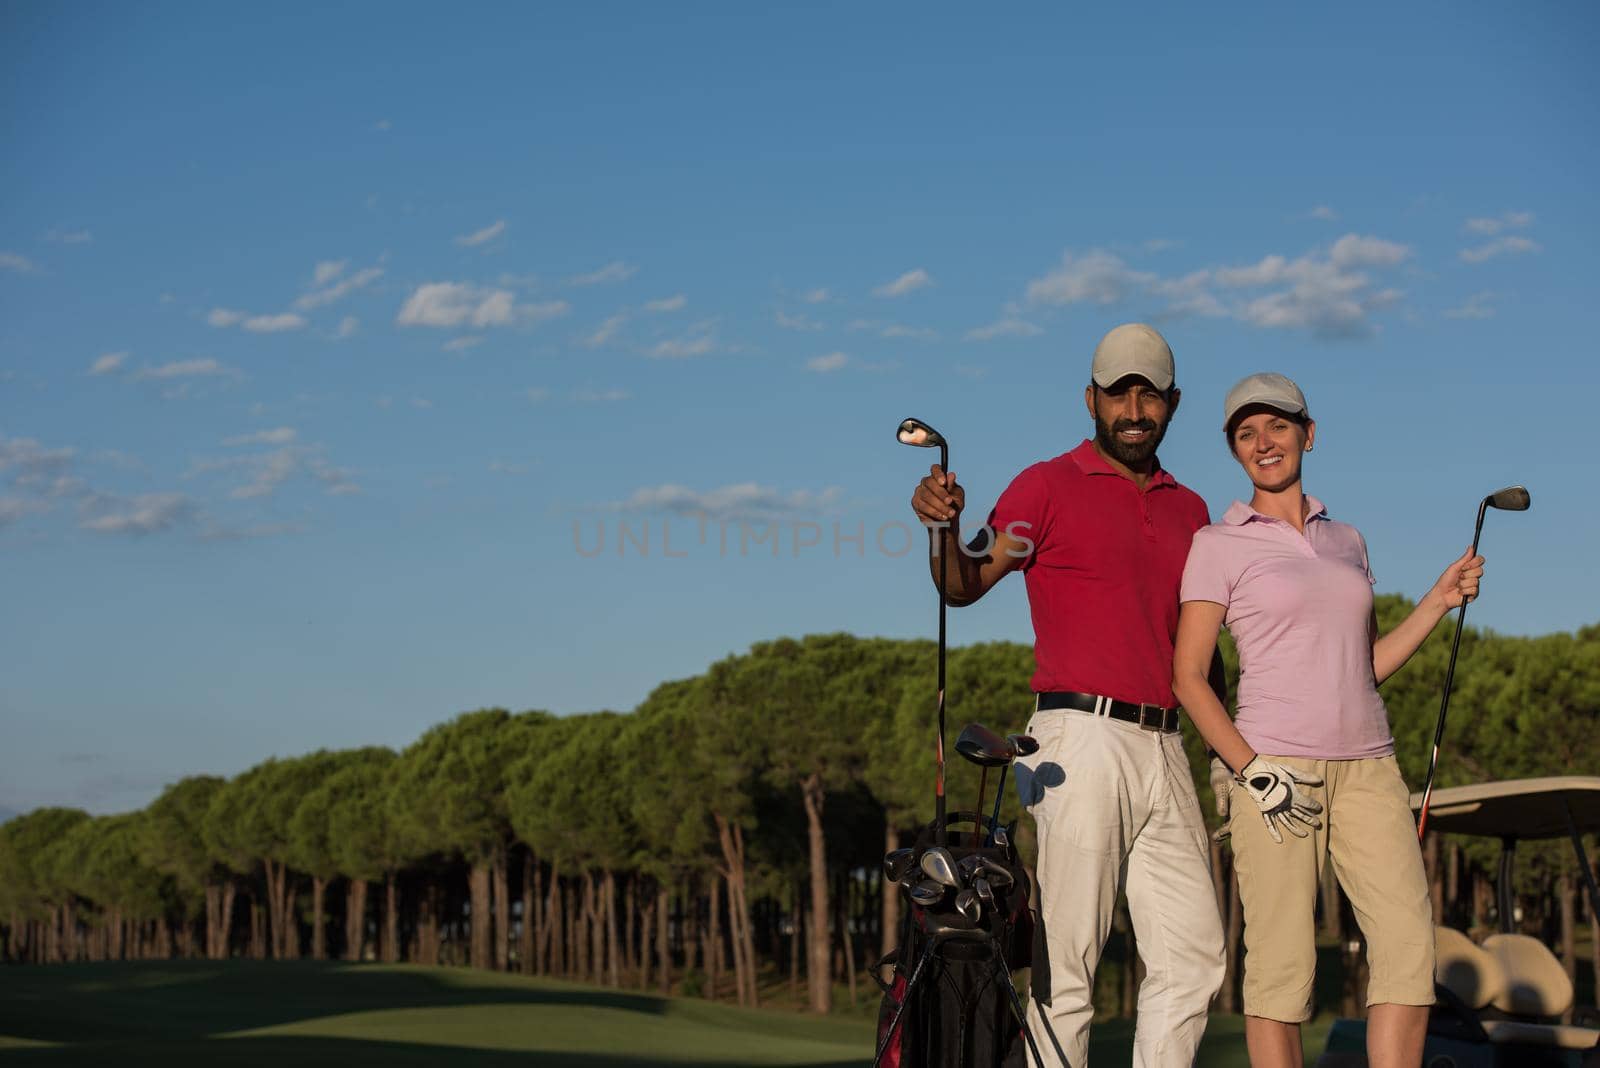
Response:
[1223,372,1310,431]
[1090,323,1174,391]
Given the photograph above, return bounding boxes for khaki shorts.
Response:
[1230,753,1435,1023]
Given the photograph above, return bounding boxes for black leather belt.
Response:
[1036,691,1181,733]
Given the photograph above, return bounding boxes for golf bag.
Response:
[873,812,1037,1068]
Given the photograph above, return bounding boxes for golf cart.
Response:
[1318,776,1600,1067]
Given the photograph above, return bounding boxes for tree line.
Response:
[3,600,1598,1017]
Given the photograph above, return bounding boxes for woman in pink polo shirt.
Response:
[1170,372,1484,1068]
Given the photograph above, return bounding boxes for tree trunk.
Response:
[469,861,492,970]
[883,821,901,979]
[384,873,399,963]
[493,850,510,972]
[656,883,671,995]
[520,852,536,975]
[640,890,655,992]
[800,770,832,1013]
[543,868,563,976]
[1560,874,1576,1024]
[840,869,858,1007]
[346,878,368,961]
[220,882,237,960]
[311,876,327,960]
[790,879,802,1002]
[707,875,722,998]
[1446,844,1461,926]
[605,870,621,988]
[250,898,266,960]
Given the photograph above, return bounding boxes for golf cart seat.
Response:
[1477,933,1599,1052]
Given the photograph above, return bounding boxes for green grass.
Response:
[0,960,1331,1066]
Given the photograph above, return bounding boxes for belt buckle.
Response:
[1137,704,1163,732]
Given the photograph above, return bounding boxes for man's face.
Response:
[1087,378,1176,467]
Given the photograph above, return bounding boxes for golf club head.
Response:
[957,853,983,882]
[883,847,916,883]
[921,846,960,889]
[955,888,980,924]
[1007,733,1039,757]
[955,722,1015,767]
[975,856,1014,889]
[896,417,946,450]
[909,879,946,907]
[974,876,994,910]
[1485,486,1530,512]
[990,825,1010,851]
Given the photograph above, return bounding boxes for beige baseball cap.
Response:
[1090,323,1174,391]
[1222,372,1310,430]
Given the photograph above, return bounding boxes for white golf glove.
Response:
[1209,756,1233,843]
[1237,756,1324,844]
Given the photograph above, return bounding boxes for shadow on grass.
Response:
[0,1034,869,1068]
[0,960,665,1045]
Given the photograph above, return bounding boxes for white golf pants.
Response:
[1014,707,1226,1068]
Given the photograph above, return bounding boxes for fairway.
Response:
[0,960,1330,1066]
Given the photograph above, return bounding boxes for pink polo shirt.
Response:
[1180,497,1394,760]
[986,439,1210,707]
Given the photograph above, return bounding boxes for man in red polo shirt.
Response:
[909,323,1225,1068]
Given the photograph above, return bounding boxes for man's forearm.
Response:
[925,523,986,605]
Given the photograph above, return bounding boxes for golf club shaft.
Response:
[973,766,989,845]
[1416,504,1488,841]
[935,441,948,845]
[987,765,1010,847]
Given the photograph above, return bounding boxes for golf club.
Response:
[909,879,947,908]
[956,722,1016,844]
[921,845,961,889]
[987,733,1037,846]
[1416,486,1531,840]
[898,416,951,845]
[883,847,916,884]
[974,855,1014,890]
[955,888,980,924]
[974,876,995,911]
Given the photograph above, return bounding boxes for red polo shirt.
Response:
[985,439,1210,707]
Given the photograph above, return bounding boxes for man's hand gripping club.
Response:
[1236,756,1324,844]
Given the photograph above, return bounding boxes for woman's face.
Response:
[1231,410,1315,492]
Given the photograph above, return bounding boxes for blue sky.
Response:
[3,3,1596,816]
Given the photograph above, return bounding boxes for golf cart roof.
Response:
[1410,776,1600,839]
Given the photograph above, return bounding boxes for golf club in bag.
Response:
[1415,485,1530,840]
[872,721,1045,1068]
[897,417,952,846]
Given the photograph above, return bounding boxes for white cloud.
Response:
[965,317,1043,341]
[776,310,823,331]
[313,260,347,286]
[396,282,568,329]
[208,308,245,327]
[874,268,933,298]
[443,335,484,352]
[456,220,507,247]
[47,229,93,244]
[1026,250,1155,306]
[806,352,850,373]
[243,312,307,333]
[0,496,47,527]
[79,493,194,535]
[1459,236,1540,264]
[411,397,433,409]
[88,352,127,376]
[801,288,830,304]
[1464,211,1534,236]
[847,319,938,341]
[1309,205,1338,221]
[644,294,686,312]
[223,427,297,447]
[570,261,637,286]
[295,266,383,310]
[526,388,550,404]
[488,461,528,475]
[374,119,392,132]
[0,436,76,481]
[0,251,36,273]
[608,482,843,521]
[648,328,717,358]
[134,358,230,380]
[582,314,626,348]
[204,445,358,500]
[336,316,359,338]
[1329,234,1410,269]
[1443,292,1498,319]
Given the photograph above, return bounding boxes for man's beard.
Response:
[1095,415,1169,467]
